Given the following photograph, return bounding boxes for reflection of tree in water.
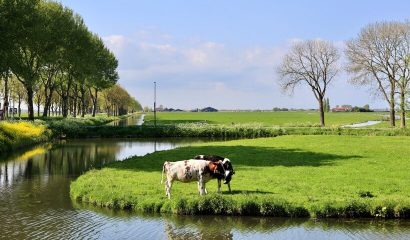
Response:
[0,141,123,187]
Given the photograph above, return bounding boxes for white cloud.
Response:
[103,29,385,110]
[103,35,127,55]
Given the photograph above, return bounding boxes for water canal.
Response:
[1,137,410,239]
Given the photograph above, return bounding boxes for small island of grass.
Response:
[70,135,410,218]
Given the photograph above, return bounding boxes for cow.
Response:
[193,155,235,193]
[161,159,225,199]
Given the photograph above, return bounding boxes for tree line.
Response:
[0,0,140,120]
[277,21,410,128]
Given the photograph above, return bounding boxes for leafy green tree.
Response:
[88,35,119,117]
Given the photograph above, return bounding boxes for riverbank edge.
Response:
[0,122,52,155]
[70,193,410,219]
[0,114,134,156]
[2,120,408,157]
[66,124,410,139]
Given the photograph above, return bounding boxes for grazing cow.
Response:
[161,159,225,199]
[193,155,235,192]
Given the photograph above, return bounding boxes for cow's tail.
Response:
[161,161,168,184]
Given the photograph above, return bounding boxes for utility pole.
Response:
[154,81,157,127]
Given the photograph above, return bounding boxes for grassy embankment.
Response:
[71,135,410,218]
[0,114,124,156]
[72,111,404,138]
[0,121,50,155]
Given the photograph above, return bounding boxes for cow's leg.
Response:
[166,178,173,199]
[198,178,206,196]
[227,182,231,192]
[203,182,207,195]
[197,182,201,194]
[217,179,221,193]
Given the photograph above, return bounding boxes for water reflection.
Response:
[72,203,410,240]
[1,138,410,239]
[0,138,208,239]
[107,114,145,126]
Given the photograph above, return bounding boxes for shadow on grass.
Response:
[108,145,361,172]
[221,190,274,195]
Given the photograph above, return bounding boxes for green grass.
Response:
[143,111,384,127]
[71,123,410,139]
[70,135,410,218]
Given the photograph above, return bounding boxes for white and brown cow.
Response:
[161,159,225,199]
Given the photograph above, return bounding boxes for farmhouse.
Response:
[332,105,352,112]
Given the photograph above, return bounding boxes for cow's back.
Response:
[168,160,211,182]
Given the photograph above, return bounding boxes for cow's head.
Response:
[222,158,235,184]
[208,160,225,178]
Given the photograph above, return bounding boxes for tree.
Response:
[9,75,26,117]
[4,0,50,120]
[326,98,331,112]
[277,40,340,127]
[88,36,118,117]
[346,21,410,128]
[33,84,44,116]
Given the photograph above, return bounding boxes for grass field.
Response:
[71,135,410,218]
[143,111,384,127]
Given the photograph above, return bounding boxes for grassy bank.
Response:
[143,111,383,127]
[0,121,51,155]
[43,114,122,137]
[71,135,410,218]
[71,123,410,139]
[0,114,126,156]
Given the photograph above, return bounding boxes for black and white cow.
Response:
[194,155,235,192]
[161,159,225,199]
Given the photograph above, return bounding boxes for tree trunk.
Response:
[26,86,35,121]
[73,84,78,118]
[3,74,9,120]
[92,89,98,117]
[18,97,21,118]
[400,91,406,128]
[62,95,68,118]
[79,86,86,118]
[390,87,396,127]
[319,97,325,127]
[42,87,55,117]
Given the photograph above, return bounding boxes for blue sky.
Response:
[61,0,410,110]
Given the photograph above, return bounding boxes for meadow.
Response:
[70,135,410,218]
[143,111,384,127]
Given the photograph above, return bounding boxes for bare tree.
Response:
[277,40,340,127]
[395,23,410,128]
[345,21,410,128]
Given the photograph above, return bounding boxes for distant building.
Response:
[201,107,218,112]
[332,105,352,112]
[162,108,185,112]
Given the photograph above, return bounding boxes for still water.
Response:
[107,114,145,126]
[1,138,410,239]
